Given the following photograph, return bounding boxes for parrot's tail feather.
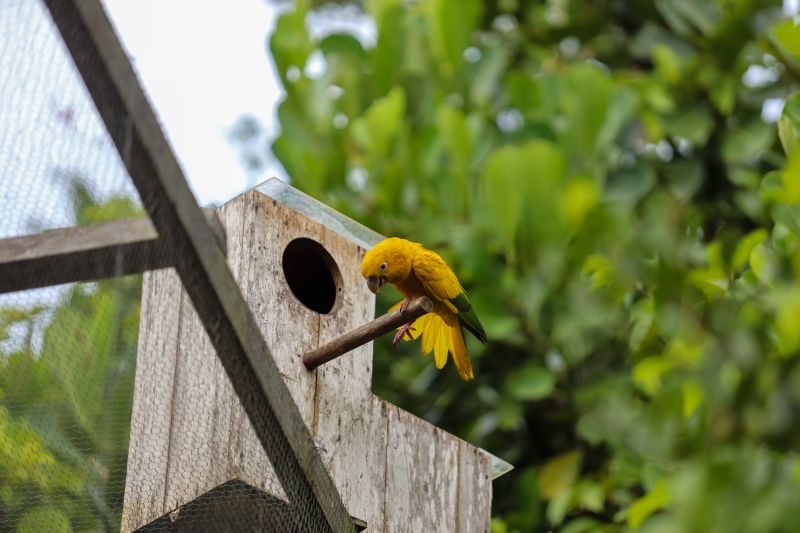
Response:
[410,312,428,342]
[418,313,435,352]
[391,300,475,380]
[433,316,449,369]
[450,324,474,380]
[422,311,474,380]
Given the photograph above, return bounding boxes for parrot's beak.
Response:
[366,276,385,294]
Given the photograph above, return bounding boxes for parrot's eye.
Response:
[380,262,387,272]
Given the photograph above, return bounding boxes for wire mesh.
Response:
[0,1,345,531]
[0,278,140,533]
[0,0,140,240]
[0,2,143,530]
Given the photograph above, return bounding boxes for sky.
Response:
[103,0,288,205]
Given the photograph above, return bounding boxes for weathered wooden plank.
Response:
[227,191,326,496]
[457,442,493,533]
[385,405,460,533]
[0,208,225,294]
[214,195,277,494]
[216,192,279,499]
[241,191,322,426]
[161,288,235,509]
[0,217,155,263]
[0,217,165,293]
[312,227,386,528]
[314,396,389,530]
[120,268,184,532]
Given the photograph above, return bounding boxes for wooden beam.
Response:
[0,209,223,294]
[0,217,164,293]
[303,297,433,371]
[43,1,355,531]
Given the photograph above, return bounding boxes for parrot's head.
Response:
[361,237,417,294]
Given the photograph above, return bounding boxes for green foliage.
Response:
[0,180,142,532]
[264,0,800,530]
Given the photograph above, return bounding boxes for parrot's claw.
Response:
[393,323,415,346]
[399,298,413,314]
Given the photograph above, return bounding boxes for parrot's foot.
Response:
[393,323,415,346]
[399,298,413,314]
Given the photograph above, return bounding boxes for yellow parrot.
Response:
[361,237,487,380]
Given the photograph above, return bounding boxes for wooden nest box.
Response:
[121,179,509,532]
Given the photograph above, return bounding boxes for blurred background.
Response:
[3,0,800,531]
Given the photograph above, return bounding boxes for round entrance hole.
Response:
[281,238,342,314]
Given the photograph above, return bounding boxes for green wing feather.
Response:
[450,291,487,343]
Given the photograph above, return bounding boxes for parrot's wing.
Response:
[412,249,488,343]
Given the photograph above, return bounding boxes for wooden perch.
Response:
[303,296,434,371]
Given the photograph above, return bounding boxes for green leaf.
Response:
[606,162,657,205]
[546,488,573,526]
[272,135,327,197]
[371,5,406,93]
[778,92,800,157]
[721,120,775,166]
[595,87,640,154]
[17,506,72,533]
[773,18,800,59]
[780,146,800,204]
[425,0,482,72]
[581,254,613,290]
[490,518,509,533]
[774,289,800,355]
[681,379,704,417]
[437,106,472,165]
[470,44,509,108]
[633,356,674,396]
[627,479,670,529]
[269,3,313,84]
[732,229,768,271]
[481,140,566,254]
[710,75,737,116]
[665,159,703,200]
[505,72,541,113]
[653,43,682,83]
[560,177,599,228]
[538,449,583,499]
[664,105,714,146]
[575,480,605,512]
[351,87,406,157]
[629,296,656,351]
[771,204,800,234]
[320,34,367,61]
[560,65,612,159]
[656,0,720,36]
[750,242,775,284]
[506,365,556,401]
[365,0,402,25]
